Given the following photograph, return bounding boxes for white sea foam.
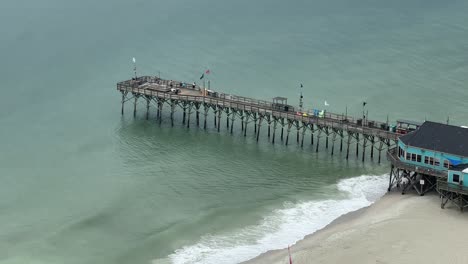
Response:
[157,174,389,264]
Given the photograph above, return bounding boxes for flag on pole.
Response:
[205,69,210,75]
[132,57,136,63]
[200,73,205,80]
[300,83,303,88]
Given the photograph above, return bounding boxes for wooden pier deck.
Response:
[117,76,400,162]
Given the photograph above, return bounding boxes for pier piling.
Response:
[133,96,138,117]
[146,97,150,120]
[117,76,398,164]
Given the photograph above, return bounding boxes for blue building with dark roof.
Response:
[387,121,468,210]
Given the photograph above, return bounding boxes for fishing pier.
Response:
[117,75,468,211]
[118,76,398,163]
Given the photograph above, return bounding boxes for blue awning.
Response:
[447,158,461,166]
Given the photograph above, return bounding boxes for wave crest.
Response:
[157,174,389,264]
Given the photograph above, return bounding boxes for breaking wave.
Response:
[155,174,389,264]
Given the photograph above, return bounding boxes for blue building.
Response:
[388,121,468,210]
[397,121,468,184]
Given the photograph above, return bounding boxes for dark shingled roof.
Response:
[400,121,468,157]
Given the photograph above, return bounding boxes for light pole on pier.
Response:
[132,57,137,79]
[299,83,304,112]
[362,101,367,127]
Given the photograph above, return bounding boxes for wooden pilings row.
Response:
[121,92,394,162]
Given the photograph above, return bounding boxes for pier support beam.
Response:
[331,132,337,156]
[340,136,343,152]
[285,122,292,146]
[402,171,419,195]
[240,111,244,132]
[256,117,263,142]
[355,134,360,158]
[296,122,300,143]
[253,113,257,135]
[362,137,367,162]
[388,166,395,192]
[214,109,217,128]
[203,104,209,130]
[182,104,186,125]
[311,126,314,145]
[281,119,285,141]
[230,111,236,134]
[133,96,138,117]
[157,100,163,124]
[217,109,222,132]
[121,92,126,115]
[439,188,468,211]
[316,129,322,152]
[272,119,277,144]
[267,116,271,138]
[187,104,192,128]
[155,99,160,119]
[325,128,329,149]
[244,113,250,137]
[301,125,307,148]
[195,103,200,127]
[170,100,175,127]
[377,140,384,163]
[346,133,352,160]
[146,97,150,120]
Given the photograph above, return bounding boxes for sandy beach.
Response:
[245,193,468,264]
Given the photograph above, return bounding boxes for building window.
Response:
[434,158,440,166]
[453,174,460,183]
[399,147,404,157]
[411,153,417,161]
[424,156,429,164]
[417,155,422,163]
[406,152,411,160]
[443,160,450,169]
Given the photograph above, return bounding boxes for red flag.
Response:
[288,245,293,264]
[205,69,210,74]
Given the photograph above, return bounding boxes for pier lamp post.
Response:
[299,83,303,112]
[132,57,137,79]
[362,101,367,126]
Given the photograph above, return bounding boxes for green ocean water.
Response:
[0,0,467,263]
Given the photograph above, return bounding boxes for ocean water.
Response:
[1,0,467,263]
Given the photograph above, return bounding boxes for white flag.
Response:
[132,57,136,63]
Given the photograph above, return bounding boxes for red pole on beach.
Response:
[288,245,293,264]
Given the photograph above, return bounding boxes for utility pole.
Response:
[299,83,303,112]
[362,101,367,127]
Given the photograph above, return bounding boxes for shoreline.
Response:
[244,192,468,264]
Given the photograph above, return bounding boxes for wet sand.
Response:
[245,192,468,264]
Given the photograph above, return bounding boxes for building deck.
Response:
[386,148,447,178]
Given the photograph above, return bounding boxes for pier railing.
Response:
[387,148,447,178]
[437,180,468,196]
[118,76,399,140]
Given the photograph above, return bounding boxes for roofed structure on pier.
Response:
[399,121,468,157]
